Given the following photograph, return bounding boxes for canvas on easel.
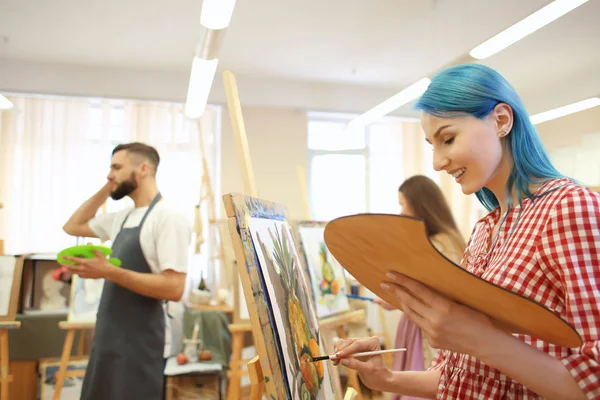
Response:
[0,256,24,321]
[294,221,350,318]
[39,356,88,400]
[67,276,103,323]
[224,193,337,400]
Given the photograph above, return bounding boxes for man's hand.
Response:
[61,250,117,280]
[62,183,112,238]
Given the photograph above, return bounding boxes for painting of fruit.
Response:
[250,218,334,399]
[296,223,350,318]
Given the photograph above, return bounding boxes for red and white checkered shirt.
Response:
[430,178,600,399]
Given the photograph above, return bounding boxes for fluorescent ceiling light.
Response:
[348,78,431,128]
[530,97,600,125]
[184,57,219,119]
[200,0,237,30]
[0,94,13,110]
[470,0,589,60]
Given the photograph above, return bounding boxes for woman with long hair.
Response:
[375,175,465,400]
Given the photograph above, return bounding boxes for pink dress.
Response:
[391,233,463,400]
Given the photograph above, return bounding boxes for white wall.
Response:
[220,106,308,219]
[0,59,405,116]
[536,106,600,186]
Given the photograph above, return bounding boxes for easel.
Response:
[221,69,261,400]
[319,310,366,399]
[194,118,228,295]
[226,323,252,400]
[246,356,358,400]
[297,162,393,369]
[223,70,360,399]
[0,321,20,400]
[54,239,100,400]
[0,255,24,400]
[52,321,94,400]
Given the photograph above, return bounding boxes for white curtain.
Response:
[0,94,221,291]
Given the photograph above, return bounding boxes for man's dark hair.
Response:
[112,142,160,174]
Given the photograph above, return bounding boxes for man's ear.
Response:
[494,103,514,138]
[138,162,150,177]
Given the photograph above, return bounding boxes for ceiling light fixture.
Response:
[347,78,431,128]
[530,97,600,125]
[185,58,219,119]
[184,0,237,119]
[470,0,589,60]
[200,0,237,30]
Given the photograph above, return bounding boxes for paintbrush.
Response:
[311,347,407,362]
[345,294,375,302]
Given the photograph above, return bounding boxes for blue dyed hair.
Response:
[414,63,563,211]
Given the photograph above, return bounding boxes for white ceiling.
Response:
[0,0,599,115]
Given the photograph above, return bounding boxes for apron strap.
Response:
[120,192,162,230]
[140,193,163,226]
[120,209,136,230]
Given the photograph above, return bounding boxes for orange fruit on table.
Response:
[177,353,189,365]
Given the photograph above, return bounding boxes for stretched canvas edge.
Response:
[223,193,288,400]
[0,255,24,322]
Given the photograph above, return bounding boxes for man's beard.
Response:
[110,172,138,200]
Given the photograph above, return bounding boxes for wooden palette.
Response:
[324,214,582,348]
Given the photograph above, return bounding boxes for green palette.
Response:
[57,244,122,267]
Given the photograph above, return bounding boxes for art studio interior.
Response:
[0,1,599,399]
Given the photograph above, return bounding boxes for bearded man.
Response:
[61,142,191,400]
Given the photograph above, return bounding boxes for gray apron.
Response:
[81,193,165,400]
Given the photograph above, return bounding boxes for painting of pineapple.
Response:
[251,218,332,399]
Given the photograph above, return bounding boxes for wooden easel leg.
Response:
[53,328,75,400]
[77,329,85,356]
[226,331,244,400]
[248,356,264,400]
[337,326,363,400]
[0,329,12,400]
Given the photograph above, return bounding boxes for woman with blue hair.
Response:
[334,64,600,399]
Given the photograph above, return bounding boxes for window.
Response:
[0,94,222,290]
[308,117,367,221]
[307,113,434,220]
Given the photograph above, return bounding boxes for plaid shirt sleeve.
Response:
[428,349,449,371]
[538,187,600,397]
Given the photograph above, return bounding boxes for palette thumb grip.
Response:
[324,214,582,348]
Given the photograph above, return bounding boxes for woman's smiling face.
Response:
[421,104,513,195]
